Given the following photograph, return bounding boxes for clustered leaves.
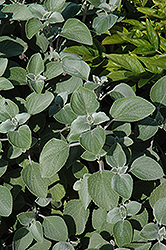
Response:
[0,0,166,249]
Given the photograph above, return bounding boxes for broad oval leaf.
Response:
[110,83,136,100]
[62,56,90,80]
[78,174,91,209]
[0,58,8,76]
[88,171,119,211]
[111,173,133,200]
[44,0,65,12]
[70,86,99,115]
[0,36,28,57]
[110,96,155,122]
[64,199,89,235]
[0,185,12,217]
[150,75,166,106]
[80,126,105,154]
[53,242,75,250]
[26,92,54,115]
[88,232,108,249]
[12,227,33,250]
[130,155,164,181]
[136,117,158,141]
[140,223,159,240]
[43,216,68,241]
[0,160,8,178]
[54,104,77,125]
[29,221,43,242]
[17,211,36,226]
[56,76,83,95]
[8,125,32,149]
[0,98,19,122]
[153,197,166,226]
[40,138,69,177]
[44,61,63,80]
[28,238,51,250]
[68,115,91,142]
[22,162,48,198]
[26,53,44,75]
[92,207,107,230]
[93,14,118,35]
[107,207,122,224]
[113,220,132,247]
[25,18,43,40]
[61,18,93,45]
[149,181,166,208]
[0,77,14,90]
[125,201,141,216]
[151,242,166,250]
[106,143,126,168]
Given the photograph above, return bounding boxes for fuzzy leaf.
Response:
[22,162,48,198]
[43,216,68,241]
[88,171,119,211]
[61,18,93,45]
[130,156,164,181]
[113,220,132,247]
[110,96,155,122]
[150,75,166,106]
[40,138,69,177]
[70,86,99,115]
[8,125,32,149]
[0,185,12,217]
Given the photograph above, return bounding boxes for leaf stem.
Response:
[27,151,32,166]
[0,138,8,141]
[104,119,115,130]
[69,142,80,147]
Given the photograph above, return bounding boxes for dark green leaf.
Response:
[0,36,27,57]
[146,19,158,50]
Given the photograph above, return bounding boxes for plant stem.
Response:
[82,1,90,23]
[99,159,104,172]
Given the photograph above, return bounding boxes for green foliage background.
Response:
[0,0,166,249]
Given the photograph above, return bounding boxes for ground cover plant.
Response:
[0,0,166,249]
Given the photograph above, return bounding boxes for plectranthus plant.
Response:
[0,0,166,249]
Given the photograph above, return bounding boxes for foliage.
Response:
[0,0,166,249]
